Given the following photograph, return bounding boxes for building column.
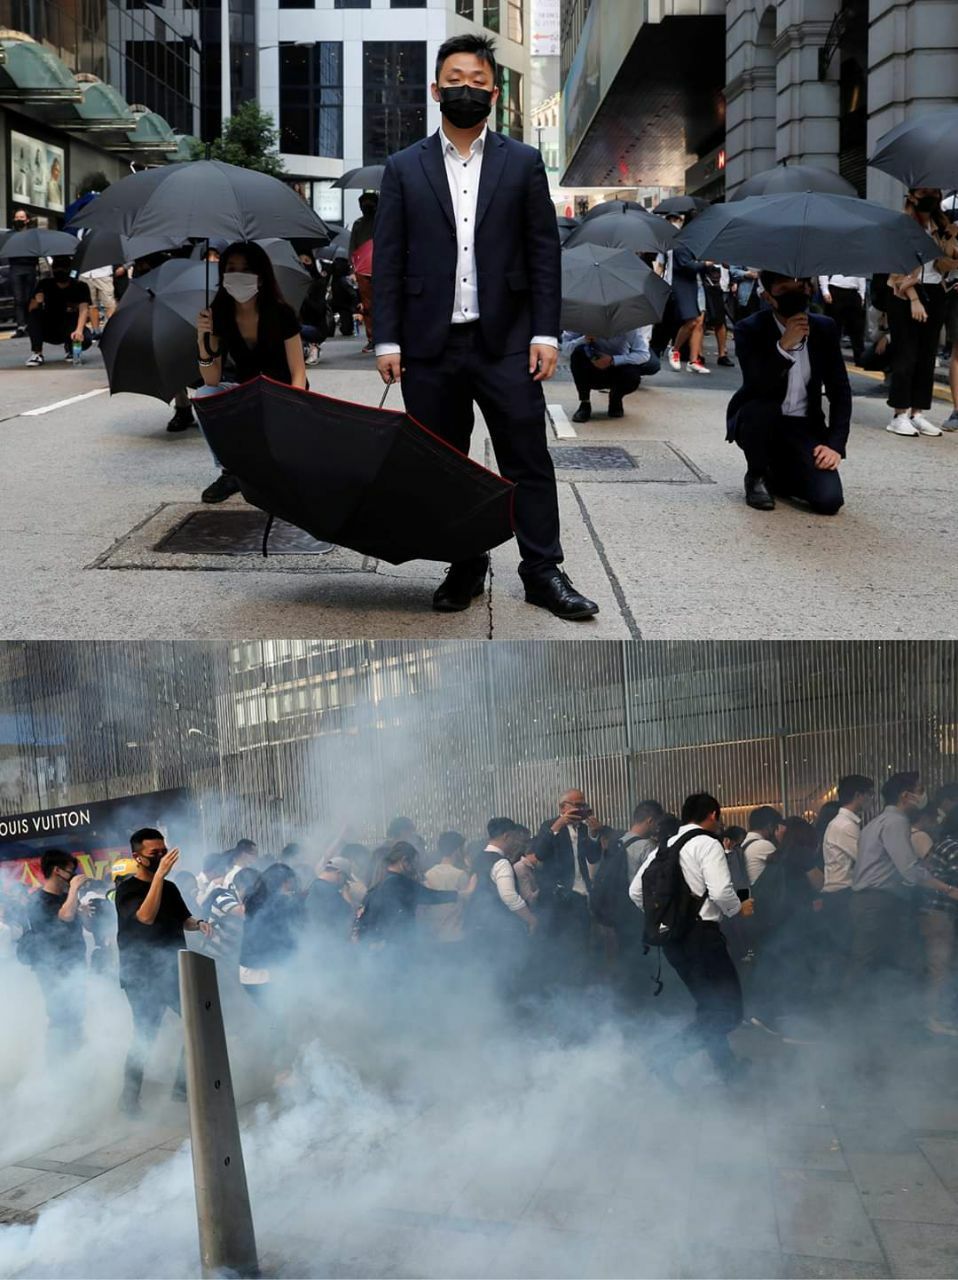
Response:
[724,1,777,193]
[773,0,841,169]
[867,0,958,205]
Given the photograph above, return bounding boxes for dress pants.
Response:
[825,287,865,363]
[662,921,743,1075]
[121,972,186,1105]
[569,345,659,402]
[10,268,37,330]
[401,323,563,577]
[887,285,947,410]
[733,401,844,515]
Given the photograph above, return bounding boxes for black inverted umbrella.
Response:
[654,195,709,215]
[332,165,385,190]
[565,207,675,254]
[98,260,200,403]
[0,228,79,259]
[869,108,958,189]
[192,378,515,564]
[675,191,938,276]
[730,164,857,201]
[561,243,671,337]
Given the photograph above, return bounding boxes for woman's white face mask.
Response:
[223,271,259,303]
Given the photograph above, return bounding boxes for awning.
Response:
[0,36,82,103]
[56,79,137,131]
[103,109,179,154]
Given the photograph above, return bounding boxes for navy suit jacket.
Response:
[726,309,852,455]
[533,819,602,897]
[372,129,561,361]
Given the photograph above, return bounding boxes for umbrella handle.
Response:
[378,380,392,410]
[262,513,274,559]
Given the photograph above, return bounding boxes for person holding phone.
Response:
[115,827,212,1116]
[534,789,603,952]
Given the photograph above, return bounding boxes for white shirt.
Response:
[486,845,526,912]
[376,125,557,357]
[742,834,777,885]
[568,824,589,896]
[818,275,866,300]
[423,863,469,941]
[81,266,113,281]
[629,825,742,924]
[773,315,811,417]
[822,807,861,893]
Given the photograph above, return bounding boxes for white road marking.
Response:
[547,403,577,439]
[21,388,110,417]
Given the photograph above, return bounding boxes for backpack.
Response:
[590,833,641,929]
[15,923,42,968]
[640,828,709,948]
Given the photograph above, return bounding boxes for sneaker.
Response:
[201,472,241,504]
[668,347,681,371]
[717,355,735,367]
[361,342,375,354]
[305,344,321,367]
[927,1018,958,1038]
[886,413,919,436]
[687,359,710,375]
[911,413,942,436]
[749,1015,783,1037]
[940,409,958,432]
[25,352,44,367]
[63,353,73,364]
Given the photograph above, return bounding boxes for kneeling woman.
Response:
[194,241,307,503]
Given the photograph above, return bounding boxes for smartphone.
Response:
[736,889,751,902]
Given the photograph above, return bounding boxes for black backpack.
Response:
[590,833,642,928]
[640,828,709,948]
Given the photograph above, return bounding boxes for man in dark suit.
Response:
[533,789,603,945]
[373,33,597,620]
[726,272,851,514]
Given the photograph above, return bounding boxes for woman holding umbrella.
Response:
[885,188,958,438]
[195,241,308,503]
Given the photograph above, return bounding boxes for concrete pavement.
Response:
[2,329,957,639]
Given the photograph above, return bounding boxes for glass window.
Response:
[455,0,475,17]
[279,42,344,157]
[280,0,313,9]
[362,41,427,165]
[334,0,370,7]
[496,65,522,139]
[483,1,499,32]
[390,0,426,5]
[506,0,522,42]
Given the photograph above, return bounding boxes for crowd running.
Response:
[4,772,958,1105]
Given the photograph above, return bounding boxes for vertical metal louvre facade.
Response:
[1,642,955,849]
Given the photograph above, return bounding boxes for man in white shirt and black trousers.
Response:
[373,33,597,621]
[630,792,755,1085]
[726,272,851,515]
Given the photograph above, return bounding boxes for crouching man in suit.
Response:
[726,272,851,514]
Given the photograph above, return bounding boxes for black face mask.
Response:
[774,289,810,318]
[439,86,493,130]
[53,270,70,283]
[914,196,939,214]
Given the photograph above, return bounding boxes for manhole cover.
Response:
[157,510,334,556]
[548,446,636,470]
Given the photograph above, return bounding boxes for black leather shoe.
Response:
[608,394,624,418]
[523,569,599,620]
[571,401,592,423]
[201,472,241,504]
[744,472,775,511]
[167,407,195,433]
[433,556,489,612]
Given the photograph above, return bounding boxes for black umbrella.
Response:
[654,195,709,215]
[556,215,580,246]
[675,191,938,276]
[561,243,671,337]
[72,229,182,273]
[730,164,858,201]
[317,228,351,261]
[192,378,515,565]
[565,207,675,254]
[0,228,79,259]
[582,200,647,220]
[98,260,201,403]
[331,165,385,190]
[868,108,958,189]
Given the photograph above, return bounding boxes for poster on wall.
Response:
[530,0,560,57]
[10,130,66,214]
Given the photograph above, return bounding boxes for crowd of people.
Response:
[3,772,957,1106]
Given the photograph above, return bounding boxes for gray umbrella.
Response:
[868,108,958,189]
[730,164,858,201]
[675,191,939,276]
[561,243,671,338]
[0,228,80,259]
[654,195,708,215]
[331,165,385,190]
[73,229,182,273]
[565,207,675,254]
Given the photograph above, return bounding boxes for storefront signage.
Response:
[10,128,66,214]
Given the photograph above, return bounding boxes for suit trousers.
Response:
[887,286,947,411]
[824,287,865,363]
[733,401,844,515]
[401,322,563,576]
[663,921,743,1075]
[569,345,659,401]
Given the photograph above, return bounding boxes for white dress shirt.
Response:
[376,125,557,358]
[486,845,526,912]
[629,825,742,923]
[742,834,777,886]
[568,824,588,896]
[773,315,811,417]
[822,807,862,893]
[818,275,866,300]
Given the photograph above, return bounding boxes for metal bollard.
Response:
[178,950,260,1279]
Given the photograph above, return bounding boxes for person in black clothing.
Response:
[239,863,304,991]
[298,252,331,366]
[355,842,462,947]
[305,859,355,941]
[7,208,36,336]
[25,258,93,367]
[194,240,308,504]
[533,788,603,946]
[328,248,360,336]
[27,849,88,1057]
[115,828,211,1116]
